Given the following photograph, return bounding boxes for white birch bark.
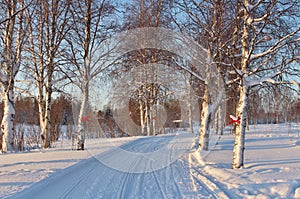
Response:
[138,89,145,135]
[232,0,250,169]
[41,78,52,148]
[198,86,211,151]
[1,89,15,152]
[184,72,193,133]
[218,101,225,135]
[146,101,151,136]
[0,0,24,152]
[214,109,219,134]
[232,85,249,169]
[77,84,89,150]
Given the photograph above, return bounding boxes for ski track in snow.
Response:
[10,134,215,199]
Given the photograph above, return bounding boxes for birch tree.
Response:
[231,0,300,169]
[121,0,173,136]
[25,0,71,148]
[0,0,27,152]
[63,0,116,150]
[179,0,229,150]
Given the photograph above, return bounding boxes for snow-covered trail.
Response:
[12,133,215,199]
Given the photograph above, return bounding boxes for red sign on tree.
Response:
[81,115,90,122]
[229,115,241,125]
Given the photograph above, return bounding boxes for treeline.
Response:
[0,95,195,149]
[1,92,298,147]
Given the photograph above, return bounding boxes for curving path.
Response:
[12,134,216,199]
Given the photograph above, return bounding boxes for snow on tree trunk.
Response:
[1,89,15,152]
[198,86,211,151]
[232,85,249,169]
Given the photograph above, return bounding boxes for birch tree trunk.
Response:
[41,77,53,148]
[0,0,25,152]
[184,72,193,133]
[232,0,249,169]
[188,101,193,133]
[146,101,151,136]
[218,101,225,135]
[1,88,15,152]
[232,85,249,169]
[77,84,89,150]
[214,109,219,134]
[198,86,211,151]
[139,95,145,135]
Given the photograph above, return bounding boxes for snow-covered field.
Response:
[1,124,300,199]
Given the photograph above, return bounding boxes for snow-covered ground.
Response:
[197,123,300,199]
[0,137,138,198]
[1,124,300,198]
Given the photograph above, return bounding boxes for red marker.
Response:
[229,115,241,125]
[81,115,90,122]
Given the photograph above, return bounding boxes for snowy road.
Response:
[12,133,215,199]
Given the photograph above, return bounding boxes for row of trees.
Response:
[177,0,300,168]
[0,0,299,169]
[1,90,299,150]
[0,95,189,148]
[248,85,300,124]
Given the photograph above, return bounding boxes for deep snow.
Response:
[0,123,299,199]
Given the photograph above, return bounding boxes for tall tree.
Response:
[179,0,229,150]
[121,0,173,136]
[63,0,116,150]
[25,0,71,148]
[231,0,300,169]
[0,0,27,152]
